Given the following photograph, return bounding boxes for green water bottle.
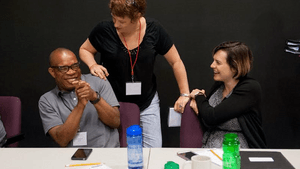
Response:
[222,133,240,169]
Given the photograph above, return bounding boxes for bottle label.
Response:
[128,144,143,168]
[223,153,237,169]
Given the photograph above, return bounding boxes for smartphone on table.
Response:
[177,151,197,161]
[71,148,93,160]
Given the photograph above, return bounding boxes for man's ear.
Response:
[48,67,56,78]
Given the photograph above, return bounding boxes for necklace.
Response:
[122,20,141,82]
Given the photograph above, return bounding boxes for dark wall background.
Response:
[1,0,300,148]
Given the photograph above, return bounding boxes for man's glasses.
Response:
[51,62,80,73]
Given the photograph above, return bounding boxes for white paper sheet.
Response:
[168,107,182,127]
[195,149,223,166]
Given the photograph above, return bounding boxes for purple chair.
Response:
[180,100,203,148]
[118,102,140,147]
[0,96,22,147]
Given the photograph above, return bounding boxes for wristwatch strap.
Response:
[90,91,101,104]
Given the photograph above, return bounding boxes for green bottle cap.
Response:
[224,133,238,141]
[224,133,240,144]
[164,161,179,169]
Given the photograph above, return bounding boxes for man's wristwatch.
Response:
[90,91,101,104]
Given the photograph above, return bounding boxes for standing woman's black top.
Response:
[89,18,173,111]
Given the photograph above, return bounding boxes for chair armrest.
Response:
[2,133,25,147]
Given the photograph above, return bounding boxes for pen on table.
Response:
[65,162,101,167]
[210,149,222,161]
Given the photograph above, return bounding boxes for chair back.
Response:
[180,101,203,148]
[118,102,140,147]
[0,96,22,147]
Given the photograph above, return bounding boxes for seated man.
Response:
[39,48,120,147]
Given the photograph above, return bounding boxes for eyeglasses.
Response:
[51,62,80,73]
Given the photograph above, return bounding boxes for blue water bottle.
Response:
[127,125,143,169]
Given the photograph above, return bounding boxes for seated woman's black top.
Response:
[196,76,267,148]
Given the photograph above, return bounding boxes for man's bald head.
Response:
[49,48,76,66]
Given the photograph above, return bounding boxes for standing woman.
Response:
[190,41,267,148]
[79,0,190,147]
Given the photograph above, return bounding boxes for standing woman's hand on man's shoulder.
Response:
[89,64,109,80]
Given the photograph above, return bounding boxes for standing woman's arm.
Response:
[164,44,190,113]
[79,39,109,80]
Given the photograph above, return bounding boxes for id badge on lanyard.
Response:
[123,20,142,96]
[73,132,87,146]
[126,81,141,95]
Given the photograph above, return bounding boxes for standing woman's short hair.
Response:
[212,41,253,79]
[109,0,147,21]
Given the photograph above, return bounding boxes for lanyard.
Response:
[122,20,141,82]
[59,92,81,132]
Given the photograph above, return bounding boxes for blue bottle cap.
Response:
[126,125,142,136]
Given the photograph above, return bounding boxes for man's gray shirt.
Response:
[39,74,120,147]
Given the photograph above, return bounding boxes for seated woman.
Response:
[190,41,267,148]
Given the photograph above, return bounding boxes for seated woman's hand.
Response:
[89,64,109,80]
[190,89,206,99]
[189,99,199,115]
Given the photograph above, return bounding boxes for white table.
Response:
[1,148,299,169]
[0,148,150,169]
[147,148,300,169]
